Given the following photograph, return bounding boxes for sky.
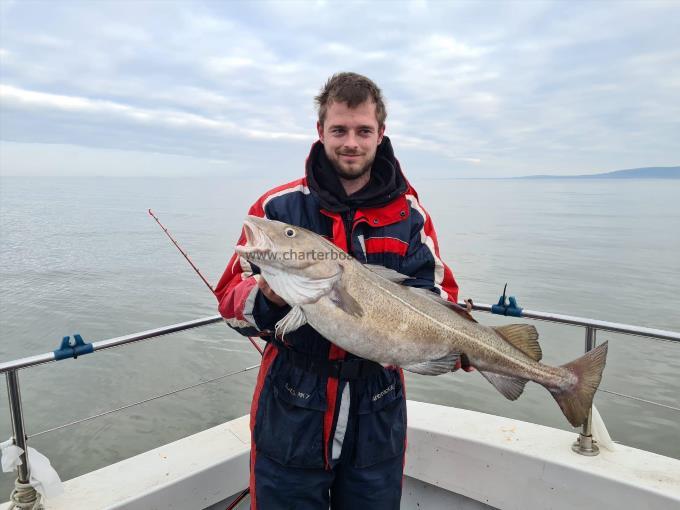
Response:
[1,0,679,178]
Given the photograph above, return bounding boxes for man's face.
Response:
[317,100,385,181]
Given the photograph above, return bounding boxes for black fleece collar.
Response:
[306,136,408,213]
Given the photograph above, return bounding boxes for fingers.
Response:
[460,353,475,372]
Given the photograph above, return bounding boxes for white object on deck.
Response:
[1,439,22,474]
[590,404,616,451]
[1,439,63,500]
[0,417,251,510]
[3,401,679,509]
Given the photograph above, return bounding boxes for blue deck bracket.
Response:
[491,284,524,317]
[53,334,94,360]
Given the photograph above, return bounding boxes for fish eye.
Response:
[284,228,296,238]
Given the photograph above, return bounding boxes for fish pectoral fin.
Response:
[479,371,528,401]
[492,324,542,361]
[330,283,364,318]
[402,353,461,376]
[275,306,307,337]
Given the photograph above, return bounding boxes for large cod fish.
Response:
[236,215,608,427]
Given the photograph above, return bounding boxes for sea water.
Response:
[1,176,679,496]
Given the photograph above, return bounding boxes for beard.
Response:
[327,150,376,181]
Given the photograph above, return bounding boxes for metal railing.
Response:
[466,302,680,455]
[1,315,230,508]
[2,306,680,506]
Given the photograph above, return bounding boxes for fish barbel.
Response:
[235,215,609,427]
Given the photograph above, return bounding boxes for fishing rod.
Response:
[148,209,264,356]
[148,209,215,293]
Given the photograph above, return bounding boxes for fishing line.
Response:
[147,212,680,439]
[599,388,680,413]
[27,364,261,439]
[148,209,264,356]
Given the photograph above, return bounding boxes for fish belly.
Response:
[303,293,452,366]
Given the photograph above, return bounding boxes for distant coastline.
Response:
[514,166,680,179]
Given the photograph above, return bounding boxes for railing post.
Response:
[572,326,600,456]
[6,370,40,508]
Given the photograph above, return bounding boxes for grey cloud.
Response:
[1,0,679,177]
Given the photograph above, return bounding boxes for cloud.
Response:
[0,85,309,142]
[0,0,679,177]
[418,34,487,59]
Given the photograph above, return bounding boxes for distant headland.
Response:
[515,166,680,179]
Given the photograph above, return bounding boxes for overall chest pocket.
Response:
[352,370,407,468]
[253,358,327,468]
[361,225,410,271]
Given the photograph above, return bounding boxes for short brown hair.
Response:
[315,72,387,128]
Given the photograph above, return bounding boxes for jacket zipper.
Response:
[343,208,355,254]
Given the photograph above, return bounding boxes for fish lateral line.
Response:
[357,269,514,363]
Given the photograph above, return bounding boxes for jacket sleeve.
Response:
[400,193,459,304]
[214,201,290,337]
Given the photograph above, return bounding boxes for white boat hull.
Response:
[3,401,679,509]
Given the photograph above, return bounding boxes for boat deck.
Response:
[4,401,678,510]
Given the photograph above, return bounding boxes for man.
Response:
[215,72,461,509]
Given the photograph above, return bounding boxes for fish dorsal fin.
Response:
[406,286,478,323]
[493,324,542,361]
[363,264,413,284]
[262,267,341,305]
[402,353,461,375]
[363,263,477,323]
[479,371,528,401]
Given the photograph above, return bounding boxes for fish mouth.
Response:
[235,217,273,259]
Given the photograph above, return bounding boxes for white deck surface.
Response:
[406,400,680,510]
[1,415,251,510]
[2,401,679,509]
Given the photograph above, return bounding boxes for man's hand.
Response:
[257,277,287,307]
[454,353,475,372]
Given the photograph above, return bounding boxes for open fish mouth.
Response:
[235,218,273,259]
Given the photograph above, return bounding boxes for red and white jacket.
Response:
[214,138,459,475]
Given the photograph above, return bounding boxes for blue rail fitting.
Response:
[53,334,94,360]
[491,284,524,317]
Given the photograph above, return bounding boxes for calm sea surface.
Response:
[1,176,679,496]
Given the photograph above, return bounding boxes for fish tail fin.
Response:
[550,342,609,427]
